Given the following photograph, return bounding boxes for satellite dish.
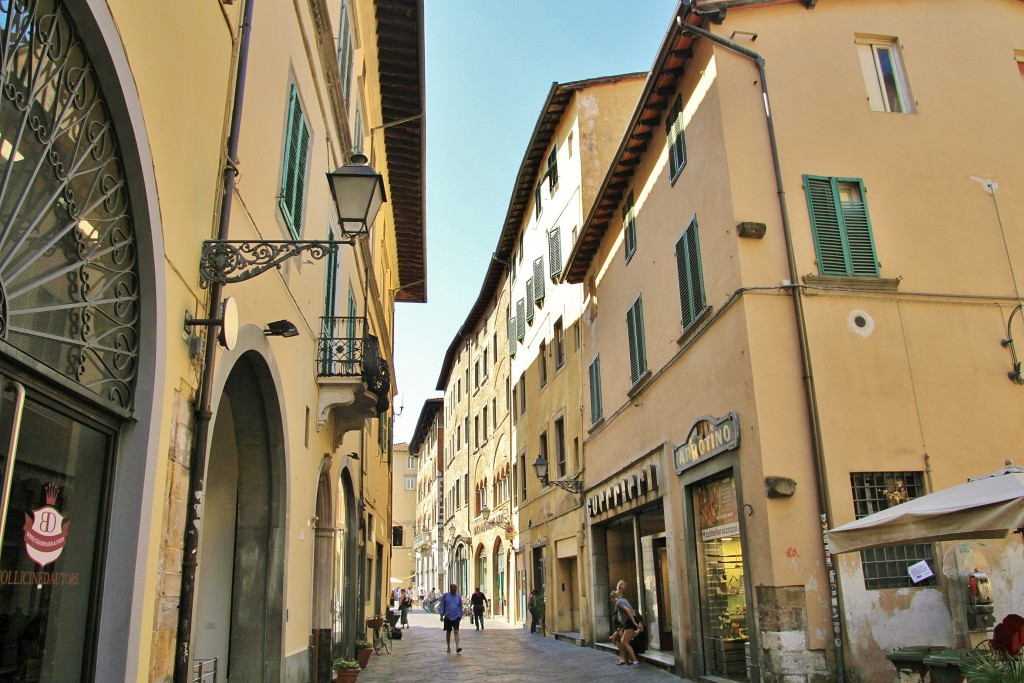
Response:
[218,297,238,350]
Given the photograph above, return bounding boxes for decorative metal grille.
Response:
[850,471,936,590]
[0,0,139,410]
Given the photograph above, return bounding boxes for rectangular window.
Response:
[337,0,354,104]
[804,175,879,277]
[392,525,405,547]
[534,182,542,218]
[675,216,706,330]
[492,398,497,429]
[547,147,558,192]
[573,437,580,472]
[856,37,913,113]
[512,385,518,422]
[539,340,548,386]
[626,296,648,385]
[493,332,498,363]
[464,416,469,449]
[280,85,311,238]
[666,94,687,180]
[407,455,415,470]
[539,431,548,483]
[404,476,415,491]
[554,318,565,370]
[623,191,637,263]
[482,406,488,441]
[588,356,603,425]
[519,377,527,414]
[548,227,562,280]
[475,415,480,448]
[554,417,566,478]
[851,472,936,589]
[518,453,528,503]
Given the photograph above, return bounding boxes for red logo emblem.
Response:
[23,483,69,567]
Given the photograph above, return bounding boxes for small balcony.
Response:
[316,316,391,442]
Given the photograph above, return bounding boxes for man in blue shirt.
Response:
[438,582,464,654]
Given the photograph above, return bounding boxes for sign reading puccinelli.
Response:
[674,412,740,473]
[586,464,659,518]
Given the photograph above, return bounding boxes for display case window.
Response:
[694,475,750,680]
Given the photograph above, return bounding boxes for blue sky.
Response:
[393,2,675,442]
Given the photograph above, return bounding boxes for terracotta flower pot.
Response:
[335,668,359,683]
[356,647,372,668]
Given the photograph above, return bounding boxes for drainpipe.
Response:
[174,1,255,682]
[676,17,845,682]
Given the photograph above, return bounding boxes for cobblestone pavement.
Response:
[356,607,691,683]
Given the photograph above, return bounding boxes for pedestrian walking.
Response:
[470,587,488,630]
[439,583,464,654]
[610,590,643,667]
[399,588,412,629]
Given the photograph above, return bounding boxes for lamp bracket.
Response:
[199,239,354,286]
[545,477,583,495]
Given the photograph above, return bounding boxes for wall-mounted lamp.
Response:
[199,155,386,286]
[532,454,582,495]
[1002,304,1024,384]
[264,319,299,338]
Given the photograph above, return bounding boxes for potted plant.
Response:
[354,640,373,668]
[333,657,361,683]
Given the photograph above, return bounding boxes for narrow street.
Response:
[356,608,691,683]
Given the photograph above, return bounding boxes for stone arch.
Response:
[194,350,286,682]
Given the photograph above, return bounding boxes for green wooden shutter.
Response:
[281,86,310,238]
[667,95,686,179]
[516,299,525,340]
[547,148,558,191]
[533,256,545,301]
[804,175,848,276]
[675,217,705,329]
[588,356,603,424]
[548,228,562,280]
[507,317,517,356]
[626,297,647,384]
[623,192,636,261]
[841,180,879,276]
[534,183,542,218]
[526,279,535,322]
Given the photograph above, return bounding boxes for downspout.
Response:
[676,17,845,682]
[174,1,255,681]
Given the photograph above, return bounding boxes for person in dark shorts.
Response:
[439,583,464,654]
[470,587,489,630]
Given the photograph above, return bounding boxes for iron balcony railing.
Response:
[317,316,391,413]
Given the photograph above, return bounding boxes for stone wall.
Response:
[756,585,832,683]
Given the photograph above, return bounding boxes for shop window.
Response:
[851,471,936,589]
[693,475,750,677]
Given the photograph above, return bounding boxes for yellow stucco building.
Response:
[565,0,1024,680]
[0,1,425,682]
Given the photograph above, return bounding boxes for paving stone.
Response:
[357,608,690,682]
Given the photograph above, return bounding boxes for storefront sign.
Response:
[674,412,740,473]
[701,521,740,542]
[586,464,658,518]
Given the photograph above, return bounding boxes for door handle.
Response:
[0,379,26,544]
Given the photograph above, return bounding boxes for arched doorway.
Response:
[334,468,358,655]
[311,464,334,681]
[475,543,487,597]
[492,539,504,617]
[194,353,285,681]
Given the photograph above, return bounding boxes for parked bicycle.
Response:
[366,614,392,654]
[423,597,440,614]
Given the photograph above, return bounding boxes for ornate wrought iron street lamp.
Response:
[532,454,582,495]
[198,153,386,285]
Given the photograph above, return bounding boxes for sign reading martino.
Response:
[674,412,740,473]
[587,464,659,518]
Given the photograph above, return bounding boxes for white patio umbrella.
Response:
[826,463,1024,553]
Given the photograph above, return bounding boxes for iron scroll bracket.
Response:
[199,239,355,286]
